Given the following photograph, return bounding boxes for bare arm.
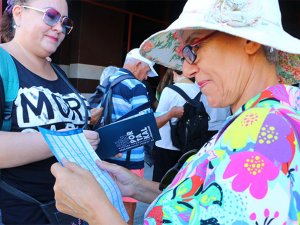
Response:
[0,131,52,168]
[155,106,184,128]
[51,161,161,224]
[51,161,127,225]
[132,175,160,203]
[0,130,99,168]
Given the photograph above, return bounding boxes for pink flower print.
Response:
[142,41,154,53]
[178,213,190,223]
[223,151,279,199]
[173,31,179,39]
[175,42,185,57]
[255,113,293,163]
[249,209,280,225]
[169,166,188,189]
[223,108,269,151]
[268,85,290,103]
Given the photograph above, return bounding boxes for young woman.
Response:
[0,0,99,223]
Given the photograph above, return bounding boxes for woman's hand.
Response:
[51,161,127,225]
[97,160,161,203]
[96,160,140,198]
[51,161,106,221]
[83,130,99,150]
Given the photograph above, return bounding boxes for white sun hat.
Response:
[126,48,159,77]
[140,0,300,84]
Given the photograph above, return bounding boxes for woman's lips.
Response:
[197,80,209,89]
[46,35,59,42]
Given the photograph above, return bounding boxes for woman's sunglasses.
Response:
[22,6,74,35]
[182,31,218,64]
[159,149,198,191]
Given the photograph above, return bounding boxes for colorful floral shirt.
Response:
[144,84,300,225]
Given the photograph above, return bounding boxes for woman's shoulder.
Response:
[0,43,14,54]
[0,44,12,57]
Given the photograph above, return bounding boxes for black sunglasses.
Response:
[182,31,218,64]
[22,5,74,35]
[159,149,198,191]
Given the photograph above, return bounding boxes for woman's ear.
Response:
[12,5,23,27]
[244,40,261,55]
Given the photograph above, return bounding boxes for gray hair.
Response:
[263,46,278,64]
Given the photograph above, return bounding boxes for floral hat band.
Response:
[277,52,300,85]
[140,0,300,85]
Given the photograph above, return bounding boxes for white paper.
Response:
[39,127,129,222]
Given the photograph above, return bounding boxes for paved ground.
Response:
[133,163,153,225]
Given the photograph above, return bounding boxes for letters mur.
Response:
[14,88,86,129]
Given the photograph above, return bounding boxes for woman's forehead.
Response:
[29,0,68,14]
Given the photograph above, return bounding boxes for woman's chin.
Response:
[207,97,223,108]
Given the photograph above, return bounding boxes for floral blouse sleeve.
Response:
[144,85,300,225]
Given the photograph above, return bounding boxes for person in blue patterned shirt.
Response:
[103,48,157,225]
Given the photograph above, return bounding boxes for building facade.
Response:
[1,0,299,96]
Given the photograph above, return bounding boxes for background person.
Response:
[88,66,119,126]
[88,66,119,109]
[51,0,300,224]
[0,0,99,224]
[155,68,174,101]
[98,48,158,225]
[152,69,196,182]
[99,65,119,86]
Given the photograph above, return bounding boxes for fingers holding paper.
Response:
[96,160,140,197]
[51,161,112,222]
[83,130,99,150]
[97,160,161,204]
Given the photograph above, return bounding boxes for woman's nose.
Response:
[52,21,64,34]
[182,60,199,79]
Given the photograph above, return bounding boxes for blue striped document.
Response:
[39,127,129,222]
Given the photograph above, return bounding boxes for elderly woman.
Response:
[51,0,300,224]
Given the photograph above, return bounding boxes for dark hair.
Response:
[174,70,183,75]
[0,0,28,43]
[156,68,175,101]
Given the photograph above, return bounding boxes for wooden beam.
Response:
[0,1,2,43]
[82,0,167,26]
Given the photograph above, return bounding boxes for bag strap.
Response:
[0,179,42,205]
[167,84,202,105]
[117,102,151,121]
[0,78,4,128]
[108,74,136,89]
[0,47,19,131]
[51,64,89,129]
[96,74,137,128]
[99,74,136,112]
[193,91,202,101]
